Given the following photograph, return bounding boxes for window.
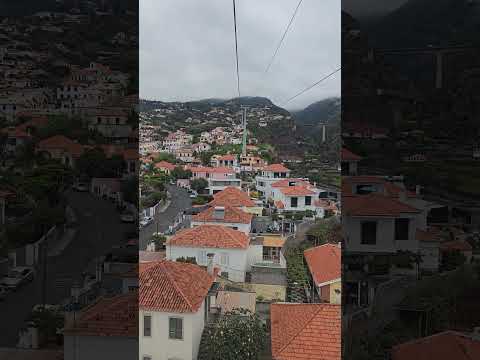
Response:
[361,221,377,245]
[356,184,377,195]
[143,315,151,337]
[221,271,229,279]
[198,250,207,264]
[291,197,298,208]
[169,317,183,340]
[305,196,311,206]
[220,253,229,265]
[395,218,410,241]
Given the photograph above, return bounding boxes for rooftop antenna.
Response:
[241,105,248,156]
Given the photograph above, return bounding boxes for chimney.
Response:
[471,327,480,340]
[207,253,215,276]
[399,191,407,203]
[213,206,225,220]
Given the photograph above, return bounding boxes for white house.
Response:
[166,225,250,282]
[191,205,253,234]
[140,260,217,360]
[64,292,138,360]
[189,167,242,195]
[255,163,291,197]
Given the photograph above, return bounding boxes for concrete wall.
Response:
[64,335,138,360]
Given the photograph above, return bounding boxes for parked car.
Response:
[189,191,198,198]
[140,216,153,227]
[73,182,88,192]
[120,212,135,223]
[0,286,8,300]
[0,267,35,290]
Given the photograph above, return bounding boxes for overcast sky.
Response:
[140,0,340,110]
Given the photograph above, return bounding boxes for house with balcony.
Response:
[255,163,291,197]
[165,225,250,282]
[154,161,175,175]
[189,166,241,195]
[208,187,263,216]
[35,135,84,168]
[140,260,218,360]
[304,243,341,304]
[191,205,253,234]
[175,146,195,163]
[211,154,238,168]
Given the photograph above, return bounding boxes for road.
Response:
[139,185,192,250]
[0,189,135,347]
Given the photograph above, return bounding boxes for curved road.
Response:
[139,185,192,250]
[0,189,135,346]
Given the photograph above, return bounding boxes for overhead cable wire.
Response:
[282,67,341,105]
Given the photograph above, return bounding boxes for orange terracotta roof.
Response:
[139,260,215,313]
[36,135,84,156]
[440,239,472,252]
[416,229,441,242]
[155,161,175,171]
[192,205,253,224]
[209,187,256,207]
[189,166,235,174]
[263,163,290,172]
[64,292,138,337]
[271,303,341,360]
[304,244,341,286]
[167,224,250,249]
[392,331,480,360]
[279,186,316,196]
[274,200,285,209]
[315,199,338,212]
[343,194,420,217]
[139,251,166,263]
[218,154,237,161]
[271,179,311,188]
[1,126,31,138]
[262,236,285,248]
[341,148,362,161]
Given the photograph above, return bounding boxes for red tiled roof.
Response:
[274,200,285,209]
[343,194,420,217]
[304,244,341,286]
[279,186,315,196]
[64,292,138,337]
[139,251,166,263]
[271,303,341,360]
[189,166,235,174]
[1,126,31,138]
[440,239,472,252]
[271,178,310,188]
[416,229,441,242]
[155,161,175,171]
[209,187,256,207]
[167,224,250,249]
[36,135,84,156]
[341,148,362,161]
[139,260,215,313]
[391,331,480,360]
[263,163,290,172]
[218,154,237,161]
[192,205,253,224]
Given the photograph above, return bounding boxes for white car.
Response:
[189,191,198,198]
[140,216,153,227]
[0,267,35,290]
[120,212,135,223]
[73,183,88,192]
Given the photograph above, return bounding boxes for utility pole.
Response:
[241,105,248,156]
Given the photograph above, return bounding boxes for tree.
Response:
[151,234,166,250]
[201,309,266,360]
[171,166,192,180]
[440,250,466,272]
[190,178,208,194]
